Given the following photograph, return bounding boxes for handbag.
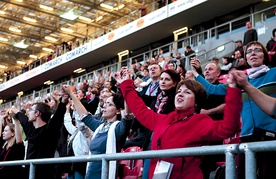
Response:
[252,127,276,141]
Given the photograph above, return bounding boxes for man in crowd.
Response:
[243,21,258,46]
[12,88,69,179]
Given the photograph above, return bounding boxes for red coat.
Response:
[120,80,242,179]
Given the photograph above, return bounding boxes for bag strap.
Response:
[270,43,276,52]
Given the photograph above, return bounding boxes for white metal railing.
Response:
[1,141,276,179]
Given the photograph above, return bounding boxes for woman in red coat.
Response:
[114,67,242,179]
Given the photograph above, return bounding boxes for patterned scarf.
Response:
[246,65,270,79]
[155,92,169,114]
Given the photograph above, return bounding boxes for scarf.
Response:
[155,92,169,114]
[92,120,120,179]
[246,65,270,79]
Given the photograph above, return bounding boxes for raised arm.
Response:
[232,70,276,118]
[62,84,87,116]
[11,111,23,144]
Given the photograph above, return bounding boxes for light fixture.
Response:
[0,37,8,42]
[14,40,29,49]
[29,54,37,58]
[217,45,225,52]
[0,10,5,14]
[60,9,78,20]
[173,27,188,35]
[23,16,37,23]
[39,4,53,11]
[0,65,7,69]
[118,50,129,57]
[44,80,54,85]
[73,68,86,73]
[15,0,23,2]
[100,3,114,10]
[118,4,125,9]
[16,61,26,65]
[61,27,74,33]
[9,27,21,33]
[17,91,24,97]
[45,36,58,42]
[50,33,58,37]
[42,47,53,52]
[79,16,92,22]
[96,16,103,22]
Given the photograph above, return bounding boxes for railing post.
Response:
[101,158,109,179]
[225,149,237,179]
[29,163,36,179]
[245,148,257,179]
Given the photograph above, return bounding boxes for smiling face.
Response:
[159,72,176,91]
[174,85,196,111]
[245,44,264,68]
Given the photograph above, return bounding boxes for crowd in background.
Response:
[0,20,276,179]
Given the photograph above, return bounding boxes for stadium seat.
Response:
[118,146,143,179]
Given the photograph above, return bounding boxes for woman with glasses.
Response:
[114,67,242,179]
[62,85,132,179]
[0,109,25,178]
[191,41,276,178]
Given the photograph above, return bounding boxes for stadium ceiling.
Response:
[0,0,146,76]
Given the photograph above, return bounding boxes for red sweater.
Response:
[120,80,242,179]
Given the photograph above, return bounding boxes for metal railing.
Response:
[1,141,276,179]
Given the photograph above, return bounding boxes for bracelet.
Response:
[124,113,135,120]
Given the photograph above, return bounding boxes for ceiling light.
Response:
[79,16,92,22]
[17,91,24,97]
[60,9,78,20]
[29,54,37,58]
[16,61,26,65]
[50,33,58,37]
[100,3,114,10]
[16,0,23,2]
[44,80,54,85]
[9,27,21,33]
[14,40,29,49]
[39,5,53,11]
[73,68,86,73]
[45,36,58,42]
[42,47,53,52]
[61,27,74,33]
[23,16,37,23]
[0,65,7,69]
[0,10,5,14]
[118,4,125,9]
[118,50,129,57]
[96,16,103,22]
[0,37,8,42]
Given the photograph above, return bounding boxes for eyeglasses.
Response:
[103,102,116,107]
[245,48,263,55]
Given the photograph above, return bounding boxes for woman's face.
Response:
[102,96,119,120]
[159,72,176,91]
[174,85,195,111]
[246,44,264,68]
[2,126,14,141]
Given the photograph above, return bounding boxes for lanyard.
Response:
[148,82,159,96]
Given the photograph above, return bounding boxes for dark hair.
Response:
[34,102,52,123]
[186,46,191,49]
[161,69,181,84]
[245,41,269,66]
[111,93,124,121]
[273,28,276,38]
[176,80,207,113]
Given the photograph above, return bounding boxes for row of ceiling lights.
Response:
[0,2,126,70]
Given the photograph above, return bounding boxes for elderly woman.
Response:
[114,67,242,179]
[62,85,132,179]
[191,41,276,178]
